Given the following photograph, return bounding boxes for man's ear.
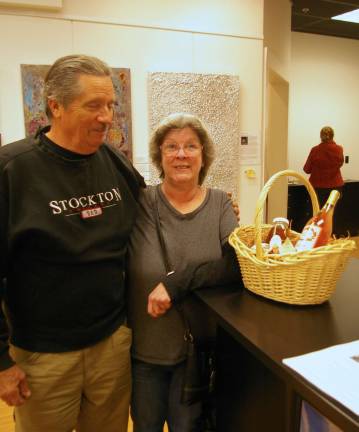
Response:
[47,98,62,119]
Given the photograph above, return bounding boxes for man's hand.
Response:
[148,283,172,318]
[0,365,31,406]
[227,192,240,222]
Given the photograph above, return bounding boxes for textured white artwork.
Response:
[147,72,240,199]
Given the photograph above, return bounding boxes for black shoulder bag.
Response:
[151,187,216,429]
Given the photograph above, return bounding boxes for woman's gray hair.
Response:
[149,113,215,185]
[44,54,112,119]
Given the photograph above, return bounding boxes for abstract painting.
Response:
[147,72,240,198]
[20,65,133,160]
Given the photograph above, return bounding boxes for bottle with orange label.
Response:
[295,189,340,252]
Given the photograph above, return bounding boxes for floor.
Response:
[1,238,358,432]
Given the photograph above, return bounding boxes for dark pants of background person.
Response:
[314,186,343,208]
[131,359,202,432]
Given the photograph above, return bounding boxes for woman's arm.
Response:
[147,243,241,317]
[147,191,242,316]
[303,148,314,174]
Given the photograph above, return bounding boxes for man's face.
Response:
[53,74,115,154]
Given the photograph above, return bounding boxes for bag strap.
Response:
[150,186,193,339]
[151,186,175,277]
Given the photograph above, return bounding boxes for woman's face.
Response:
[161,127,203,186]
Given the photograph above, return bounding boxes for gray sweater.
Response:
[127,185,240,365]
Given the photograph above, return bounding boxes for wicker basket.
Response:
[229,170,356,305]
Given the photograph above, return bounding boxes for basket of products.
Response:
[229,170,356,305]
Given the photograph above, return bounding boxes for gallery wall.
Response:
[288,32,359,181]
[0,0,264,224]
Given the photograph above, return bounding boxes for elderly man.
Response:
[0,54,144,432]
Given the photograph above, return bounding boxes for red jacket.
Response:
[303,141,344,188]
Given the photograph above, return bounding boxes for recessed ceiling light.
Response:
[332,9,359,24]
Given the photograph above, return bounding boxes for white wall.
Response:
[262,0,291,221]
[0,0,265,224]
[289,32,359,181]
[0,0,263,36]
[263,0,291,81]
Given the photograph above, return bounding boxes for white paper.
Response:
[239,132,261,165]
[283,340,359,416]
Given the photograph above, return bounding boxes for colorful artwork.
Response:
[20,65,133,160]
[21,65,49,137]
[110,68,133,160]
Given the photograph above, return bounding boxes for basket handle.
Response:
[254,170,320,260]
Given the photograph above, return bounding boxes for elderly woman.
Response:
[303,126,344,207]
[127,113,241,431]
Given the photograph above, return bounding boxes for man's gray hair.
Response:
[44,54,112,119]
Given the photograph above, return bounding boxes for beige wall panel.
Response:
[0,14,72,143]
[0,0,263,38]
[263,0,291,81]
[62,0,263,38]
[0,0,61,8]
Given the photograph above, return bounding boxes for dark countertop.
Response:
[196,258,359,431]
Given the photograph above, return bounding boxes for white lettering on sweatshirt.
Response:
[49,187,122,215]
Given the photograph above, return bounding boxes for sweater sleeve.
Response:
[104,144,146,198]
[333,144,344,168]
[303,148,314,174]
[163,243,241,302]
[0,280,13,370]
[0,156,15,370]
[161,193,242,302]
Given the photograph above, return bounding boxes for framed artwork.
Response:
[20,64,133,160]
[148,72,240,198]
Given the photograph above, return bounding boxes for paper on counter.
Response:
[283,340,359,416]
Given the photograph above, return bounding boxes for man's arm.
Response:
[0,155,30,406]
[0,281,12,370]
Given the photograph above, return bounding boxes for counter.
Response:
[196,258,359,431]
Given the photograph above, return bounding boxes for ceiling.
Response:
[291,0,359,40]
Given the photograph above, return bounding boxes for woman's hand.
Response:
[227,192,240,222]
[148,283,172,318]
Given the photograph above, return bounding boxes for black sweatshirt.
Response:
[0,128,144,369]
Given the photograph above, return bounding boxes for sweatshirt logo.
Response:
[49,187,122,216]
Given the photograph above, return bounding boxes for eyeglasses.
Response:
[161,143,202,156]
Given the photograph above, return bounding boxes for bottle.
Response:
[266,217,290,243]
[266,217,290,254]
[295,190,340,252]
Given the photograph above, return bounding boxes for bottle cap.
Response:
[272,217,289,227]
[327,190,340,206]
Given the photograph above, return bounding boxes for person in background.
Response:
[303,126,344,207]
[0,54,144,432]
[127,112,242,432]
